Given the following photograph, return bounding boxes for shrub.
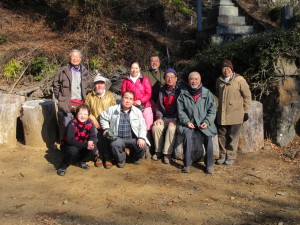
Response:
[4,59,22,81]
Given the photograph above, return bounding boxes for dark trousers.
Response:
[97,129,112,161]
[218,124,242,160]
[57,111,74,142]
[110,138,146,163]
[183,129,213,167]
[59,145,97,169]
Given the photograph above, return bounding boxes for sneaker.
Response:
[225,159,235,165]
[152,154,158,161]
[133,160,141,165]
[117,161,126,168]
[57,168,66,176]
[78,162,90,170]
[181,166,191,173]
[206,166,214,174]
[144,147,151,159]
[94,158,103,168]
[104,160,113,169]
[216,157,226,165]
[163,156,170,164]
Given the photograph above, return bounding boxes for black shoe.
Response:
[133,160,141,165]
[78,162,90,170]
[57,168,66,176]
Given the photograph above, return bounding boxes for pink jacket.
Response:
[121,74,152,108]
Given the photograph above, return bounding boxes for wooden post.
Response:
[0,93,25,146]
[21,99,58,149]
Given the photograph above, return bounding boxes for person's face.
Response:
[69,52,81,67]
[130,63,140,77]
[222,67,233,77]
[149,56,160,71]
[94,81,106,95]
[121,92,134,110]
[76,108,89,123]
[164,72,177,87]
[189,73,201,89]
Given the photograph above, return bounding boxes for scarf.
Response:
[187,84,202,96]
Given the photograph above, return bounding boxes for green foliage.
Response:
[4,59,22,81]
[30,57,56,81]
[164,0,193,16]
[193,29,300,99]
[89,56,102,71]
[0,34,8,44]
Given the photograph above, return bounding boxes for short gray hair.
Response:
[69,49,82,58]
[188,71,201,79]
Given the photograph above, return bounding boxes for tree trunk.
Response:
[21,99,58,149]
[0,93,25,145]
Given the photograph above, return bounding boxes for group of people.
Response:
[53,49,251,176]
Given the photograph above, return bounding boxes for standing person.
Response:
[121,61,153,157]
[151,68,182,164]
[57,104,98,176]
[177,72,217,174]
[85,74,116,169]
[216,59,252,165]
[53,49,91,142]
[100,91,150,168]
[143,55,165,102]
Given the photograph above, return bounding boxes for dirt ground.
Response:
[0,137,299,225]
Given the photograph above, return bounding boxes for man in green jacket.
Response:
[216,59,252,165]
[177,72,217,174]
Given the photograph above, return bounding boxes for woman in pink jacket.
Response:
[121,61,153,131]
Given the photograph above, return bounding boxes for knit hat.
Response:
[221,59,233,71]
[163,68,177,78]
[94,74,107,83]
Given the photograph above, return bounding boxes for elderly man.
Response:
[100,91,150,168]
[177,72,217,174]
[53,49,91,142]
[85,74,116,168]
[144,55,165,102]
[151,68,182,164]
[216,59,252,165]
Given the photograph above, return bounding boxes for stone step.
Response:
[219,6,238,16]
[217,25,253,34]
[218,15,246,25]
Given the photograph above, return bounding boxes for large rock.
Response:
[173,132,219,161]
[238,101,264,153]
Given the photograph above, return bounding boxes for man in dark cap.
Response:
[216,59,252,165]
[151,68,182,163]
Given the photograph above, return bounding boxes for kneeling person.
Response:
[57,104,98,176]
[100,91,150,168]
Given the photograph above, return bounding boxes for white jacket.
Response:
[100,104,150,146]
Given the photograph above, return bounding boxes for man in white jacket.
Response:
[100,91,150,168]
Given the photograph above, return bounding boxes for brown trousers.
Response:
[217,124,242,160]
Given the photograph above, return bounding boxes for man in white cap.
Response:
[85,74,116,168]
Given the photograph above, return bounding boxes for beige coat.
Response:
[216,73,252,125]
[85,90,116,125]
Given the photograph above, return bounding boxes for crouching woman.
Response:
[57,104,98,176]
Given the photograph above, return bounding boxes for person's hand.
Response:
[243,113,249,122]
[168,120,176,127]
[134,100,142,106]
[137,138,146,148]
[103,130,109,137]
[199,122,208,129]
[87,140,94,150]
[187,122,195,129]
[94,121,100,129]
[154,118,163,126]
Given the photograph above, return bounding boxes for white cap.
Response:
[94,74,107,83]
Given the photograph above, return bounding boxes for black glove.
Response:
[243,113,249,122]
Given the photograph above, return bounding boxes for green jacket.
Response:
[143,69,164,102]
[177,87,217,137]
